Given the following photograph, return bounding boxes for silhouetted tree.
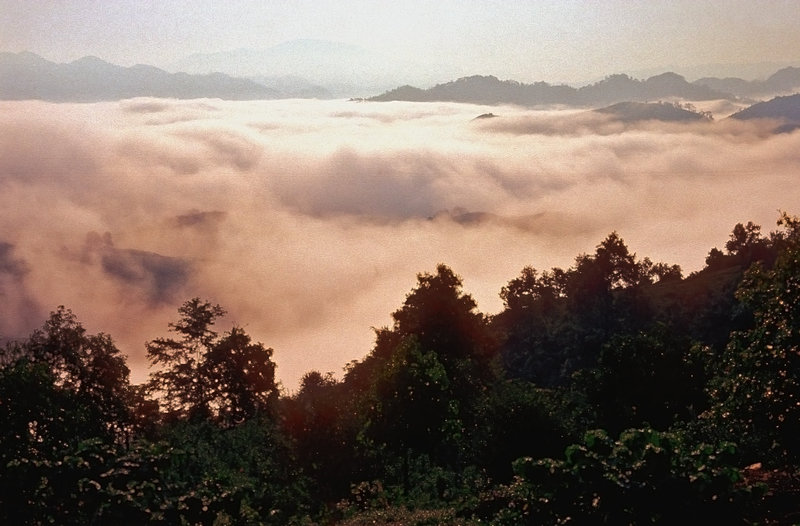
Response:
[579,325,706,433]
[0,307,131,446]
[146,298,277,425]
[725,221,764,255]
[283,371,356,503]
[496,266,566,385]
[705,213,800,463]
[355,265,499,486]
[146,298,225,420]
[562,232,649,372]
[0,307,132,524]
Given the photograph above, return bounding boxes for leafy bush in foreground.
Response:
[475,427,765,525]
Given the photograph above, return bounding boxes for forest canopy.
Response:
[2,213,799,524]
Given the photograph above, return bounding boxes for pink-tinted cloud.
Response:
[1,98,798,390]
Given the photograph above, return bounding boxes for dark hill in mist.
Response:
[369,75,576,106]
[729,93,800,132]
[370,72,730,107]
[0,51,279,101]
[594,101,711,123]
[694,66,800,98]
[577,72,725,105]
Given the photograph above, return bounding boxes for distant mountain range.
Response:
[0,51,278,101]
[3,50,800,110]
[695,67,800,98]
[370,73,743,107]
[248,75,332,99]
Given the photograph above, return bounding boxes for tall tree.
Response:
[0,308,132,524]
[358,265,499,477]
[0,306,132,447]
[146,298,226,420]
[146,298,277,425]
[496,266,566,386]
[705,213,800,463]
[204,326,277,425]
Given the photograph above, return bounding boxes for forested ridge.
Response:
[2,214,800,525]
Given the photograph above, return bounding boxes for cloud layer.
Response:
[1,98,798,389]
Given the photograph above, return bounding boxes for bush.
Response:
[475,427,765,525]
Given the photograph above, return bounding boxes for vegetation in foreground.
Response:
[2,213,800,524]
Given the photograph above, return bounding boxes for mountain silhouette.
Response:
[729,93,800,132]
[694,67,800,98]
[6,50,797,107]
[594,101,711,123]
[0,51,279,101]
[370,75,575,105]
[370,72,730,107]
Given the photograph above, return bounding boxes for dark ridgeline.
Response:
[370,67,800,107]
[370,72,729,106]
[594,100,712,122]
[729,93,800,132]
[5,50,800,106]
[0,51,279,101]
[3,212,800,524]
[695,66,800,97]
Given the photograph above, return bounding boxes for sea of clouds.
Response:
[1,98,798,389]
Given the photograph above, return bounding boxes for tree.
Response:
[352,265,499,484]
[705,221,775,271]
[564,232,648,316]
[580,326,706,433]
[725,221,764,256]
[496,267,567,386]
[646,259,683,283]
[0,308,133,524]
[283,371,355,502]
[390,264,497,384]
[499,266,562,312]
[204,327,278,425]
[0,307,132,446]
[596,232,640,286]
[146,298,226,420]
[705,213,800,463]
[146,298,277,425]
[562,233,649,373]
[367,337,456,457]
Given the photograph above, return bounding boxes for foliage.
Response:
[578,325,707,433]
[282,370,361,505]
[477,379,590,479]
[353,265,500,485]
[704,213,800,463]
[0,306,132,444]
[146,298,226,420]
[474,427,764,525]
[5,216,800,524]
[0,308,134,524]
[146,298,278,425]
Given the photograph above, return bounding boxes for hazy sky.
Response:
[2,0,800,82]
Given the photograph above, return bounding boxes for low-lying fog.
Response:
[1,98,798,389]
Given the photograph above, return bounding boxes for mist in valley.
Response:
[1,97,798,389]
